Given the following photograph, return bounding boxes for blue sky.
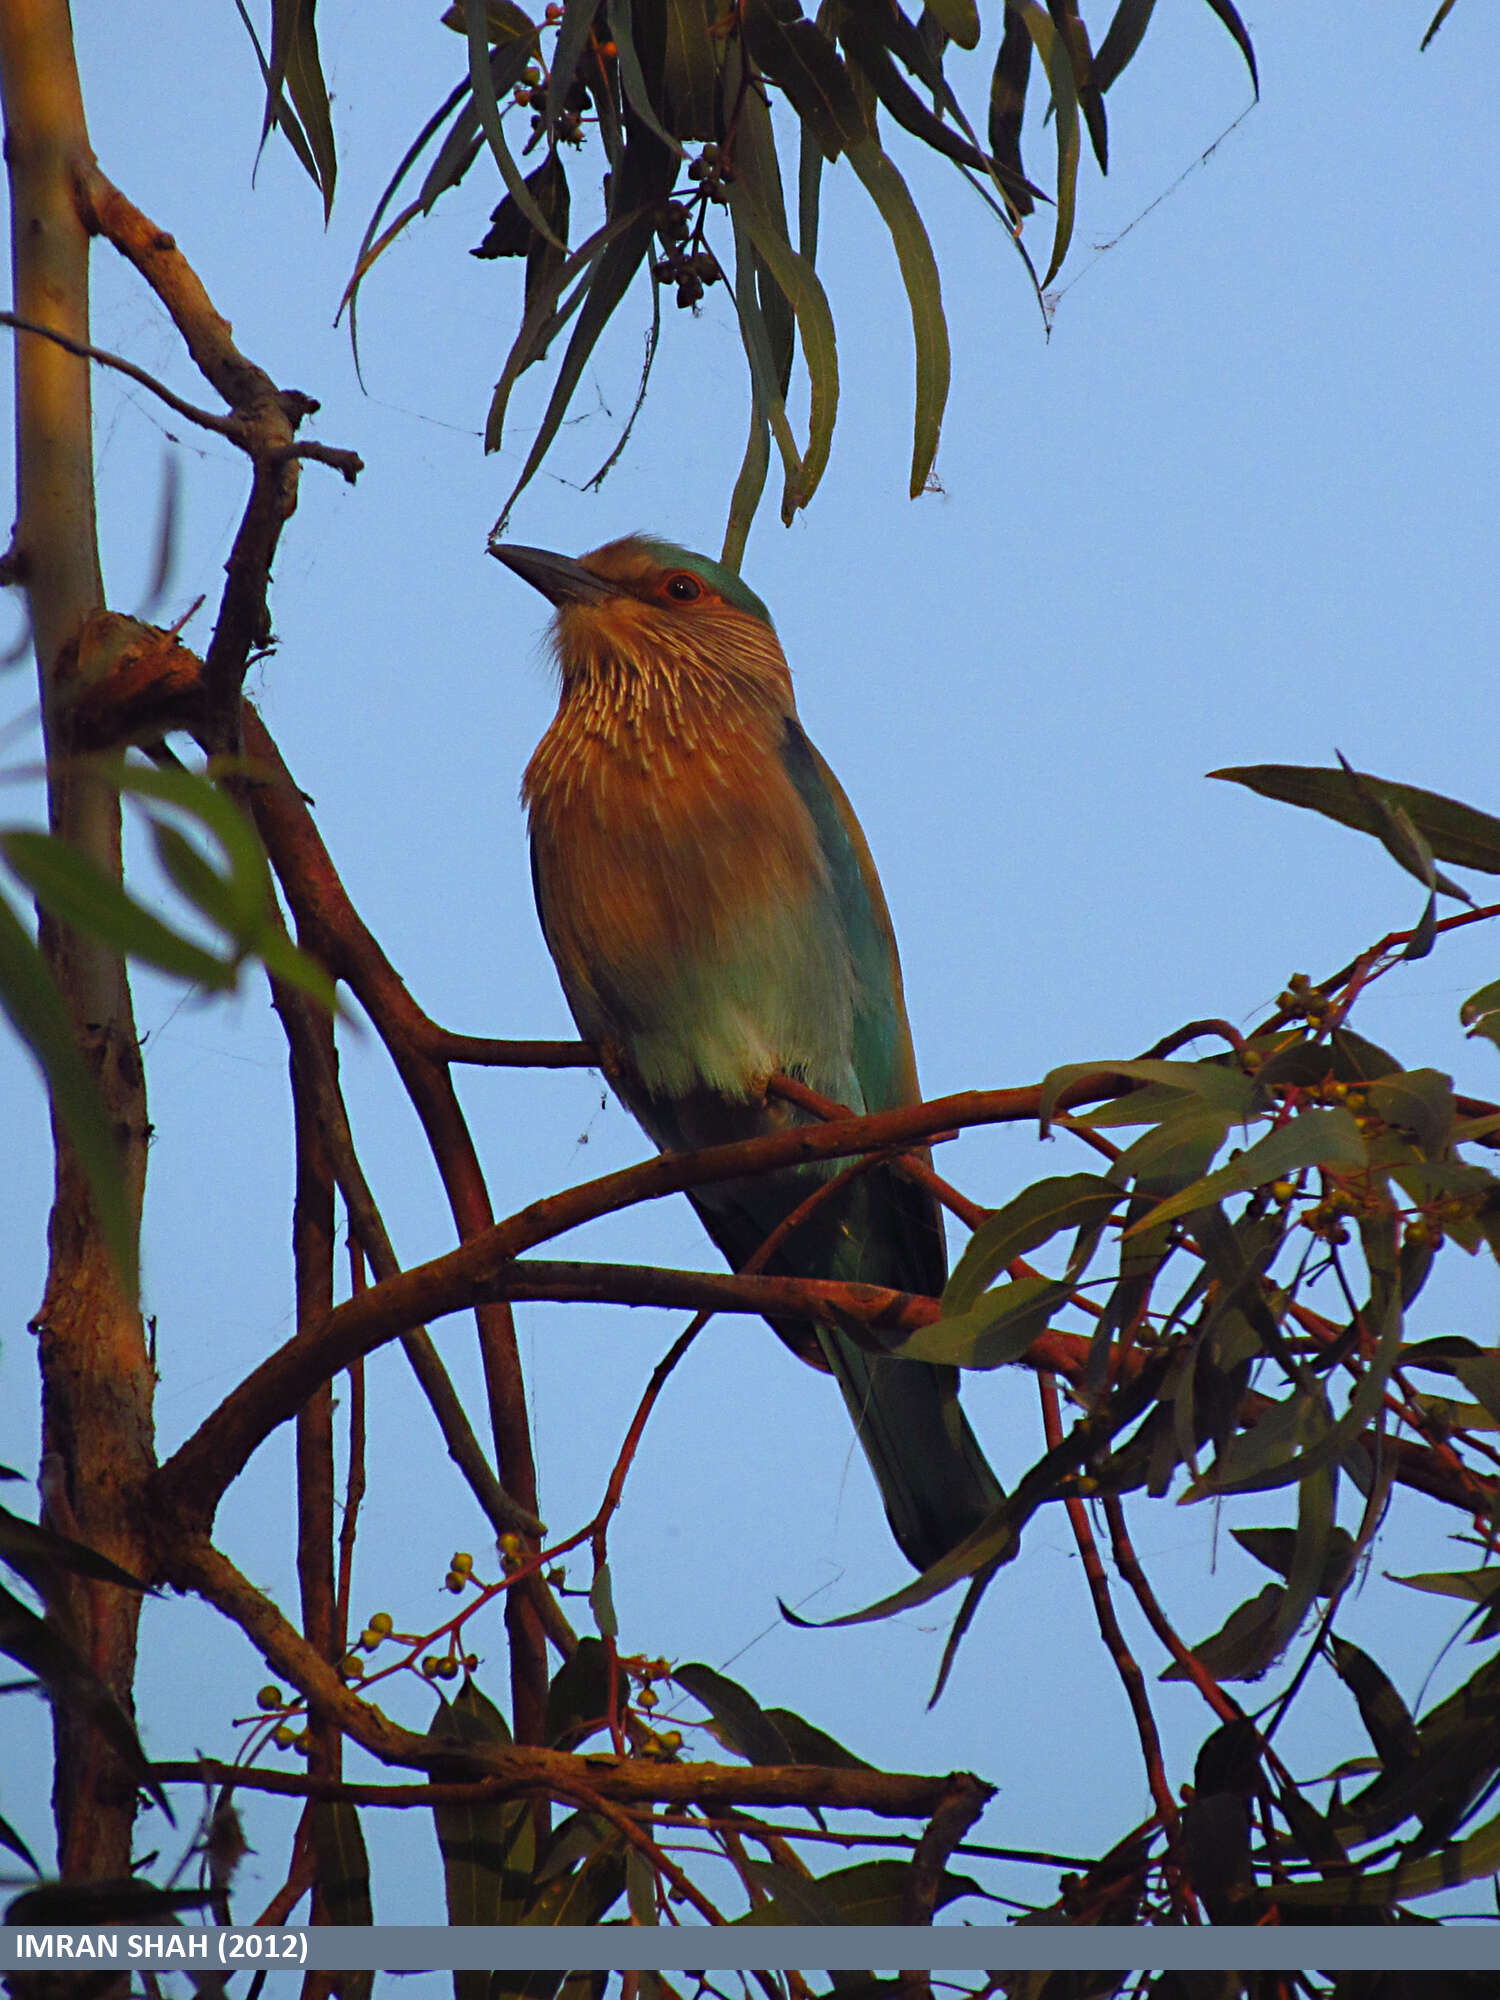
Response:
[3,0,1499,1949]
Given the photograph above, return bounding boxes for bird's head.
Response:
[491,534,789,705]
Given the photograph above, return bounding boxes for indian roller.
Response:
[495,534,1001,1570]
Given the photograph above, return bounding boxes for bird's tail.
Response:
[816,1327,1003,1574]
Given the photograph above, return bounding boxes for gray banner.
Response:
[3,1927,1500,1972]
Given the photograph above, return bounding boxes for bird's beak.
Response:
[489,540,616,607]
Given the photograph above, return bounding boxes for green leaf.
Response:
[1191,1283,1404,1500]
[485,205,646,458]
[1264,1426,1339,1659]
[742,0,868,159]
[1,831,231,990]
[491,129,675,516]
[1367,1069,1454,1157]
[466,0,566,252]
[899,1272,1071,1369]
[1093,0,1156,94]
[1040,1055,1254,1130]
[308,1799,373,1938]
[0,893,136,1292]
[606,0,685,158]
[1461,978,1500,1050]
[1231,1525,1355,1598]
[1198,0,1258,95]
[1212,763,1500,876]
[942,1172,1118,1312]
[545,0,601,141]
[734,1857,977,1924]
[276,0,338,219]
[545,1637,623,1750]
[429,1681,535,1954]
[0,1807,38,1875]
[845,140,948,497]
[0,1582,166,1815]
[987,9,1033,213]
[1387,1568,1500,1606]
[921,0,979,51]
[723,175,840,520]
[1421,0,1458,51]
[1110,1104,1232,1199]
[1161,1583,1286,1682]
[0,1503,153,1599]
[722,392,772,573]
[660,0,719,139]
[232,0,324,200]
[1329,1637,1420,1775]
[1133,1108,1366,1234]
[761,1705,872,1769]
[1009,0,1080,286]
[673,1662,793,1765]
[1450,1355,1500,1425]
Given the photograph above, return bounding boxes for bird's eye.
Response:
[664,573,702,602]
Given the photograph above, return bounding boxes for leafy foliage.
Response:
[319,0,1261,558]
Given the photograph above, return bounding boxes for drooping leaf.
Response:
[673,1662,794,1765]
[734,1857,979,1924]
[1421,0,1458,50]
[1008,1,1080,286]
[545,1637,625,1750]
[922,0,978,52]
[0,1582,166,1814]
[1092,0,1156,94]
[1211,764,1500,876]
[660,0,719,139]
[607,0,686,157]
[761,1705,872,1769]
[308,1799,373,1939]
[1329,1637,1419,1775]
[722,389,773,574]
[274,0,339,218]
[2,831,232,991]
[899,1272,1072,1369]
[1132,1108,1366,1235]
[723,175,839,519]
[232,0,324,202]
[1198,0,1258,95]
[743,0,869,159]
[1232,1525,1355,1598]
[845,140,949,497]
[0,1806,38,1875]
[0,893,136,1292]
[1160,1583,1286,1683]
[465,0,566,253]
[491,128,677,521]
[942,1173,1118,1313]
[0,1504,154,1599]
[428,1681,535,1960]
[987,8,1033,214]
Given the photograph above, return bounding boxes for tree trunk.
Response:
[0,0,154,1879]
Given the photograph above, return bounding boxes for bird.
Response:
[494,532,1001,1571]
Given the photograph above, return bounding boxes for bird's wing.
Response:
[777,717,945,1297]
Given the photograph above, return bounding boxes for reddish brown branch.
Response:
[157,1539,982,1820]
[1038,1376,1185,1912]
[234,705,549,1740]
[71,169,360,735]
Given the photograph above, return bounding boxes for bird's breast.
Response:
[525,698,859,1103]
